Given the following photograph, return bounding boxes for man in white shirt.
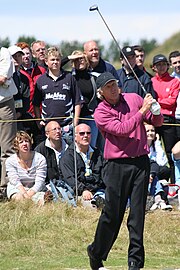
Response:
[0,46,19,187]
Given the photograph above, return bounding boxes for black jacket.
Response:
[35,141,60,183]
[59,143,105,195]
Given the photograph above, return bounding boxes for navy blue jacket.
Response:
[117,65,156,99]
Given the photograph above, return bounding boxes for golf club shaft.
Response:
[90,5,148,94]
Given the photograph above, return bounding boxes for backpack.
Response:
[49,179,77,207]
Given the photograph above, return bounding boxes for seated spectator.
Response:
[60,123,105,209]
[5,131,47,205]
[35,120,68,184]
[145,123,172,210]
[172,141,180,186]
[35,121,75,204]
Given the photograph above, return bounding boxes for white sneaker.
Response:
[159,179,169,186]
[159,201,172,211]
[150,202,159,211]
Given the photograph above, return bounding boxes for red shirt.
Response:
[20,64,46,116]
[152,72,180,117]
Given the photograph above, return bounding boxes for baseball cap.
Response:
[152,54,168,65]
[120,46,135,59]
[8,45,24,56]
[96,72,117,89]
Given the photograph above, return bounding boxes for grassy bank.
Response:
[0,200,179,270]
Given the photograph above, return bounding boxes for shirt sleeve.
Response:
[32,81,43,107]
[31,152,47,192]
[5,155,22,187]
[70,75,84,106]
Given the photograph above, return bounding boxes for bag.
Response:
[49,179,77,207]
[91,189,105,209]
[146,195,154,211]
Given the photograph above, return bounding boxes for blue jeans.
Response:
[148,176,164,196]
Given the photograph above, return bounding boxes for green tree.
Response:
[104,40,120,62]
[16,35,37,47]
[0,37,11,48]
[139,38,158,54]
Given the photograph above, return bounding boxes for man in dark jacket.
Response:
[117,46,156,99]
[59,123,105,208]
[35,120,68,184]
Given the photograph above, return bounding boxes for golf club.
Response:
[89,5,161,115]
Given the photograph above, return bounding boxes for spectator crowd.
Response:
[0,41,179,209]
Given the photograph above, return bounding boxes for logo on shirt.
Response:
[42,84,48,90]
[45,92,66,100]
[62,84,70,91]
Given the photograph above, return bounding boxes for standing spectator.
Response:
[133,45,153,77]
[70,50,99,148]
[117,46,156,98]
[0,46,17,187]
[83,40,119,81]
[169,50,180,141]
[33,47,83,144]
[60,123,105,209]
[84,40,120,151]
[151,54,180,182]
[8,45,30,131]
[16,42,46,117]
[87,72,163,270]
[31,40,47,68]
[133,45,146,70]
[16,42,46,146]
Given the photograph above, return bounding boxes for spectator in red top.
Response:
[16,42,46,147]
[16,42,46,116]
[151,54,180,182]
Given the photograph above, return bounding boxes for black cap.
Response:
[96,72,117,89]
[152,54,168,65]
[120,46,135,59]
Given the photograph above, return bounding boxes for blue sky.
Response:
[1,0,180,47]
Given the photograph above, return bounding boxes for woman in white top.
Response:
[6,131,47,204]
[146,124,171,181]
[145,124,172,210]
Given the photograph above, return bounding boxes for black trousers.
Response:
[156,115,177,183]
[91,155,150,268]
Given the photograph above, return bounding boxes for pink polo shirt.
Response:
[94,93,164,160]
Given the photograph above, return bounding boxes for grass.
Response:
[0,200,179,270]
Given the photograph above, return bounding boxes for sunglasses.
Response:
[78,131,91,136]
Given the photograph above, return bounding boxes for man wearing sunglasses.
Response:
[59,123,105,209]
